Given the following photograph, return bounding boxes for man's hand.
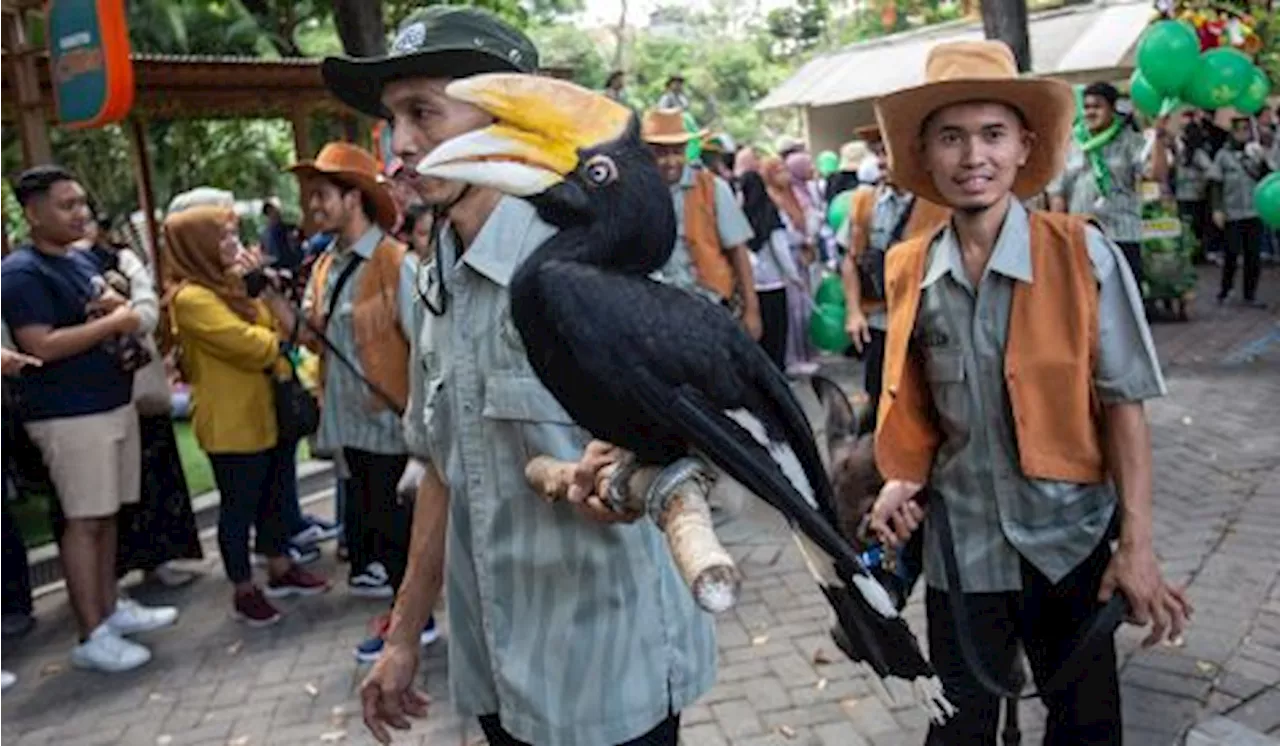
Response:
[567,440,643,524]
[741,306,763,341]
[869,479,926,547]
[1099,541,1193,647]
[0,348,42,376]
[360,642,431,745]
[844,310,872,354]
[87,288,129,315]
[1213,210,1227,230]
[107,305,142,335]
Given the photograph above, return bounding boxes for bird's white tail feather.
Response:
[723,408,816,509]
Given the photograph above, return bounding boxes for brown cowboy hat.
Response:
[873,40,1074,206]
[854,125,882,144]
[288,142,398,230]
[641,108,704,146]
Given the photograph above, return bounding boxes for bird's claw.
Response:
[645,456,716,520]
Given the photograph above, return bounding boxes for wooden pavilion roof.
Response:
[1,50,353,122]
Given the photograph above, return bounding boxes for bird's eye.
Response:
[582,155,618,187]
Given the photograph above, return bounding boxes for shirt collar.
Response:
[347,226,383,260]
[920,199,1033,288]
[449,197,546,288]
[677,164,697,190]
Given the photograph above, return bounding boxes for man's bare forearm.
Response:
[14,315,130,363]
[385,461,450,648]
[840,252,864,314]
[1105,402,1155,549]
[728,245,759,316]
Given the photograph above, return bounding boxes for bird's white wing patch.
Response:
[724,408,816,509]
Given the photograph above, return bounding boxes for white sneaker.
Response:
[1,670,15,692]
[70,624,151,672]
[106,598,178,636]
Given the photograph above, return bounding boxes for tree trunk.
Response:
[980,0,1031,72]
[612,0,628,71]
[333,0,387,57]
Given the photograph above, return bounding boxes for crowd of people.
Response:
[0,4,1264,745]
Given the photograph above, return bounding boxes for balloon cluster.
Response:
[808,273,851,352]
[1130,19,1271,117]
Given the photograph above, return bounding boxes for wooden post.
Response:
[980,0,1032,73]
[290,107,313,161]
[126,117,162,285]
[3,7,54,167]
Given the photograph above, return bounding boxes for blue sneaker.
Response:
[355,615,439,663]
[291,516,342,547]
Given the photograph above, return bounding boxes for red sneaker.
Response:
[264,567,331,598]
[233,587,282,627]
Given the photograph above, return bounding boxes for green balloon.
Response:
[1255,172,1280,228]
[1235,66,1272,115]
[682,110,702,162]
[1136,21,1201,95]
[814,272,846,307]
[1184,48,1255,110]
[816,150,840,177]
[1129,71,1164,118]
[827,188,855,230]
[809,303,851,352]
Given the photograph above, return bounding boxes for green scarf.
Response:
[1073,85,1123,195]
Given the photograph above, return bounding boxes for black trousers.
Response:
[1178,199,1214,263]
[925,539,1121,746]
[863,327,887,421]
[478,713,680,746]
[342,449,411,589]
[1222,218,1263,302]
[1115,240,1145,298]
[757,288,789,371]
[208,442,294,584]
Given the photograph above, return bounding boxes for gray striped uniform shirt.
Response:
[403,197,717,746]
[307,227,419,456]
[914,201,1166,593]
[1208,144,1267,222]
[1049,127,1148,243]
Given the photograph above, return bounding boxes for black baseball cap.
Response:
[321,6,539,119]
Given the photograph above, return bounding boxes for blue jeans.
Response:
[208,441,296,584]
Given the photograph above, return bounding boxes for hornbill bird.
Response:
[417,73,951,718]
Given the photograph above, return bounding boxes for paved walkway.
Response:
[2,268,1277,746]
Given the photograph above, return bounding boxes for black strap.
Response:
[931,491,1129,700]
[310,253,405,417]
[886,196,917,247]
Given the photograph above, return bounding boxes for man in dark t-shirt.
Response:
[2,166,178,673]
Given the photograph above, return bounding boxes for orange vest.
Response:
[308,234,410,413]
[874,211,1104,485]
[847,187,950,315]
[683,169,736,300]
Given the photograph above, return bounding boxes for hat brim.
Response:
[289,163,400,231]
[321,49,524,119]
[643,128,709,146]
[875,77,1074,206]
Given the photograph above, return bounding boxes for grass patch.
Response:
[12,419,311,549]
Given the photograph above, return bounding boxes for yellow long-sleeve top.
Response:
[171,284,286,455]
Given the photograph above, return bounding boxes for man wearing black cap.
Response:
[322,8,715,746]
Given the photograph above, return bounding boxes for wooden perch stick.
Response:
[525,455,741,614]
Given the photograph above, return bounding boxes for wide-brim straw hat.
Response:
[874,40,1074,206]
[289,142,399,230]
[839,140,870,172]
[642,108,705,145]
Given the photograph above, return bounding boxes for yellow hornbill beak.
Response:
[415,73,633,196]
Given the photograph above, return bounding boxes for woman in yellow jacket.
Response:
[163,206,329,626]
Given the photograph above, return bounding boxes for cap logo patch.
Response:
[393,22,426,54]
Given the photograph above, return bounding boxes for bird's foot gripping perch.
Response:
[524,453,741,614]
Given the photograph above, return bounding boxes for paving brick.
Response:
[760,704,848,729]
[719,659,773,683]
[1228,688,1280,734]
[813,721,871,746]
[1215,672,1271,700]
[1123,663,1215,700]
[742,678,793,713]
[843,697,899,737]
[681,723,728,746]
[711,699,765,739]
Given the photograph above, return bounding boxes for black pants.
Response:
[1178,199,1214,263]
[1115,240,1145,298]
[925,539,1120,745]
[1222,218,1263,302]
[342,449,411,589]
[863,327,887,421]
[478,713,680,746]
[757,288,789,370]
[208,441,295,584]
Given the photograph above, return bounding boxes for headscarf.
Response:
[161,206,256,322]
[739,171,782,254]
[785,151,816,211]
[761,156,806,231]
[733,147,760,179]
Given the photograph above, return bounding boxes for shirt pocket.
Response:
[482,371,589,467]
[923,346,969,436]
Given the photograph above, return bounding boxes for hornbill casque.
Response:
[417,73,951,718]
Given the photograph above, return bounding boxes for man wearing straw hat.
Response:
[643,108,761,341]
[866,40,1191,743]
